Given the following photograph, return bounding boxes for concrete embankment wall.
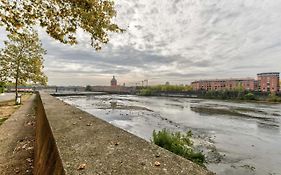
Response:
[34,95,64,175]
[34,92,213,175]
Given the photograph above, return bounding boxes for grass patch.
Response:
[152,129,205,167]
[0,117,8,126]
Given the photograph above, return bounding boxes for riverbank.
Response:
[39,93,213,174]
[59,94,281,175]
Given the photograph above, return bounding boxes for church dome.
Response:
[111,76,117,86]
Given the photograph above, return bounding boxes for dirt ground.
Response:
[0,100,19,125]
[0,94,35,175]
[0,94,32,125]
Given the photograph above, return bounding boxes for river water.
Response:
[59,95,281,175]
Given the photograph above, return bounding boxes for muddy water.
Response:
[59,95,281,175]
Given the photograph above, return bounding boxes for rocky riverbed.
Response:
[59,95,281,175]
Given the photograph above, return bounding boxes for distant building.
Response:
[257,72,280,93]
[165,81,170,85]
[191,72,280,93]
[191,78,255,91]
[111,76,117,87]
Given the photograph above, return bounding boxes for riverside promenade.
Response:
[0,92,214,175]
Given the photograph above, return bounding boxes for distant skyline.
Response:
[1,0,281,86]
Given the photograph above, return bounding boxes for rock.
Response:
[26,158,32,163]
[22,144,27,149]
[154,161,161,166]
[27,146,33,150]
[14,168,20,174]
[77,163,86,170]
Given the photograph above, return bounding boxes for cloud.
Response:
[36,0,281,86]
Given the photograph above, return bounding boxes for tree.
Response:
[85,85,92,91]
[0,29,47,103]
[0,0,124,50]
[0,81,5,93]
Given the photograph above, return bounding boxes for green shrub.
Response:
[152,129,205,166]
[268,94,281,102]
[138,85,192,96]
[0,82,5,93]
[244,93,256,100]
[139,89,153,96]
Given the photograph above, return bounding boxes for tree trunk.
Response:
[15,59,20,104]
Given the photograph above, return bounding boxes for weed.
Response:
[152,129,205,166]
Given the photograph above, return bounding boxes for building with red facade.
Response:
[257,72,280,93]
[191,78,256,91]
[191,72,280,93]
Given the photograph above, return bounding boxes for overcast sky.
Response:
[2,0,281,86]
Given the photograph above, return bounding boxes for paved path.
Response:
[0,93,14,102]
[0,95,36,175]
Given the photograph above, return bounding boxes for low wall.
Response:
[35,92,213,175]
[34,94,64,174]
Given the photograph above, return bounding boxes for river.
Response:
[59,94,281,175]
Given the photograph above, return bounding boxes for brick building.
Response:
[257,72,280,93]
[191,72,280,93]
[191,78,256,91]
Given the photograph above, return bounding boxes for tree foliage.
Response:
[0,0,123,49]
[0,30,47,95]
[139,85,193,96]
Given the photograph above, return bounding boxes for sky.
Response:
[2,0,281,86]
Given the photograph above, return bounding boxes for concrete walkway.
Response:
[0,95,36,175]
[38,93,214,175]
[0,93,14,102]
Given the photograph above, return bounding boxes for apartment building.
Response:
[257,72,280,93]
[191,72,280,93]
